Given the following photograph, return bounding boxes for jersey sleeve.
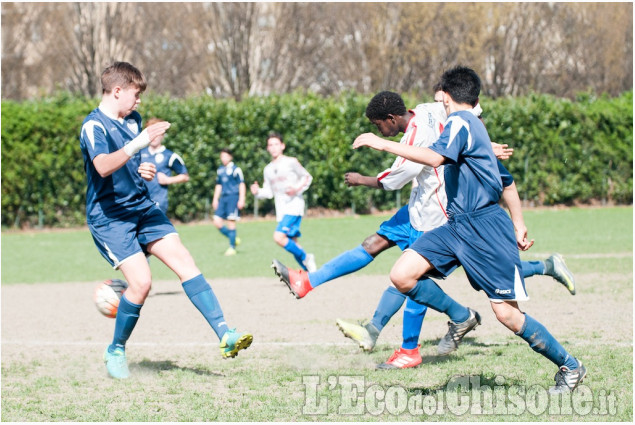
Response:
[234,166,245,183]
[256,167,274,199]
[376,159,423,190]
[429,115,469,162]
[497,161,514,187]
[168,152,188,175]
[80,119,109,161]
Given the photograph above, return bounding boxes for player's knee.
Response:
[127,278,152,301]
[389,268,414,293]
[361,234,389,257]
[273,232,286,246]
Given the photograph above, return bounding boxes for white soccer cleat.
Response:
[303,253,317,273]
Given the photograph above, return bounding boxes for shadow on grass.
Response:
[136,358,224,377]
[407,372,527,395]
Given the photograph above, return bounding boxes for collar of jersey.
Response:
[98,103,125,124]
[149,145,167,155]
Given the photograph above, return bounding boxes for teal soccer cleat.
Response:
[104,346,130,379]
[220,329,253,358]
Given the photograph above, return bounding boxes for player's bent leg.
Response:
[489,300,525,333]
[389,250,431,293]
[118,253,154,304]
[147,234,201,282]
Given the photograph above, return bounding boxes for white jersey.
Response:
[376,102,448,232]
[255,155,313,221]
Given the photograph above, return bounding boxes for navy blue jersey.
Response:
[80,107,155,224]
[216,162,244,197]
[498,161,514,188]
[140,146,188,212]
[429,110,503,216]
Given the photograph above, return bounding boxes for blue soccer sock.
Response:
[218,226,231,240]
[405,277,470,323]
[402,298,427,350]
[228,229,237,248]
[370,286,406,331]
[283,239,307,270]
[516,313,578,369]
[309,245,374,288]
[182,274,229,340]
[109,294,142,352]
[521,260,545,278]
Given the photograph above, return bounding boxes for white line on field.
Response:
[2,340,632,348]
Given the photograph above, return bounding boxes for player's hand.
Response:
[492,142,513,160]
[146,121,171,143]
[250,182,260,195]
[353,133,387,151]
[212,200,219,210]
[237,199,245,210]
[515,224,534,251]
[345,172,363,186]
[138,162,157,181]
[156,172,169,185]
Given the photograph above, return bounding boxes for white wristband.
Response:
[123,129,150,157]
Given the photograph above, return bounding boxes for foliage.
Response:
[1,92,632,228]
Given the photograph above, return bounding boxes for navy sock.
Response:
[310,245,374,288]
[405,278,469,323]
[110,294,142,352]
[516,313,578,369]
[182,274,228,339]
[219,226,231,239]
[228,229,237,248]
[402,297,427,349]
[370,286,406,331]
[521,260,545,278]
[284,239,307,270]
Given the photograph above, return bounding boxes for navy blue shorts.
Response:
[88,204,177,269]
[408,204,528,302]
[376,204,422,250]
[214,194,240,221]
[275,215,303,238]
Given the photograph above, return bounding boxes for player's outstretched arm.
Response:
[353,133,444,167]
[344,172,382,189]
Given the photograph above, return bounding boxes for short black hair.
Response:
[220,148,233,156]
[440,66,481,107]
[365,91,407,121]
[267,131,283,143]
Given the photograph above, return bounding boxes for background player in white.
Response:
[212,148,246,256]
[250,132,316,272]
[140,117,189,214]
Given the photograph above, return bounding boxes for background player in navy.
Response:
[212,148,246,256]
[140,117,189,214]
[79,61,252,380]
[353,66,585,394]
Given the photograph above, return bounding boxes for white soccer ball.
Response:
[94,279,128,318]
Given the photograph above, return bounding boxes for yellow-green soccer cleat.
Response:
[335,319,379,352]
[103,346,130,379]
[224,247,237,256]
[545,253,576,295]
[220,329,253,358]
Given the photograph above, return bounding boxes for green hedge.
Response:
[1,91,632,228]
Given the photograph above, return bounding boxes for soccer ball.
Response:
[94,279,128,318]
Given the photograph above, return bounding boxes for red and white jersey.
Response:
[376,102,448,232]
[255,155,313,221]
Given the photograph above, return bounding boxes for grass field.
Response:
[1,206,633,421]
